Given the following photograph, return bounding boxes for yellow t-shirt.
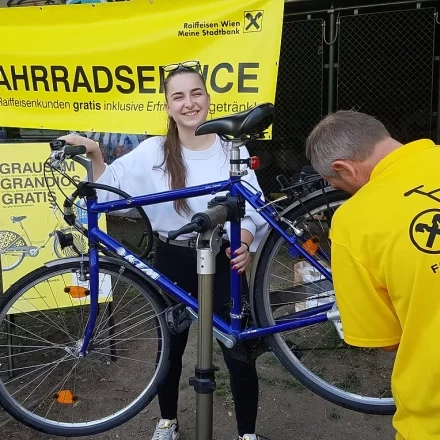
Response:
[330,139,440,440]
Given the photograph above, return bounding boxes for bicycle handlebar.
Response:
[50,140,86,157]
[49,140,89,176]
[64,145,87,157]
[168,204,230,240]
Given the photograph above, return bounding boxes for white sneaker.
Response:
[151,418,179,440]
[239,435,258,440]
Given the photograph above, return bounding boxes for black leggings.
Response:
[153,239,259,436]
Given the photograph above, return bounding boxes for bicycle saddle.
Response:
[11,216,27,223]
[195,102,275,139]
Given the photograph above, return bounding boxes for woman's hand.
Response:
[57,133,106,181]
[226,242,251,274]
[57,133,101,156]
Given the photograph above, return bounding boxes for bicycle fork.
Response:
[79,245,100,356]
[79,193,101,357]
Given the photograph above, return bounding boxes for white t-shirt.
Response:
[95,135,268,252]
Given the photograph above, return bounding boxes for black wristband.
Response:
[241,241,250,252]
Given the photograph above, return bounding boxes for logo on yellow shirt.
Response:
[410,209,440,254]
[405,185,440,254]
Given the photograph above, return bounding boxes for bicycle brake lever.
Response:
[49,150,66,172]
[49,141,87,171]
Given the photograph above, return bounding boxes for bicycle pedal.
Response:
[165,304,192,335]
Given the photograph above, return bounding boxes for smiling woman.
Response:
[157,62,214,215]
[58,60,267,440]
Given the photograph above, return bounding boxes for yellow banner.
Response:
[0,142,109,312]
[0,0,284,135]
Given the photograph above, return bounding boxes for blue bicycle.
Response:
[0,103,395,436]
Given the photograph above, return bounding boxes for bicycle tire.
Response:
[0,260,170,436]
[253,190,396,415]
[0,230,26,271]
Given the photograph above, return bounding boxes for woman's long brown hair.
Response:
[156,68,207,216]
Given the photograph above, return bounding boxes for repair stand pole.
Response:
[191,225,224,440]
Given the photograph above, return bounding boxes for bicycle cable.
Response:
[43,158,87,213]
[43,158,130,259]
[240,179,287,212]
[43,158,86,233]
[43,158,94,254]
[44,155,155,259]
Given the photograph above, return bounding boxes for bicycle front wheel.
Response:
[253,190,396,415]
[0,260,170,436]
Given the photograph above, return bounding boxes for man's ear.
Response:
[331,160,356,178]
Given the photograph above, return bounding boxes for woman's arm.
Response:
[57,133,153,211]
[58,133,106,182]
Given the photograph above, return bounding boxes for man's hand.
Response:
[380,343,399,352]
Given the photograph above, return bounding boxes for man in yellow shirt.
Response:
[305,110,440,440]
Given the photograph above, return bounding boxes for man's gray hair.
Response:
[305,110,390,177]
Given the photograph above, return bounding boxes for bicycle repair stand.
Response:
[167,196,244,439]
[190,224,224,440]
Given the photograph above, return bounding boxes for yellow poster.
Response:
[0,142,109,312]
[0,0,284,135]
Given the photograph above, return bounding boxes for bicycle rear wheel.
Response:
[253,190,396,415]
[0,259,170,436]
[0,230,26,271]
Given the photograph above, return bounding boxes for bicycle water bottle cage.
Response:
[195,102,275,141]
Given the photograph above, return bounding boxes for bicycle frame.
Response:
[79,173,334,355]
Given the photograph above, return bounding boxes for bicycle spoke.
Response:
[91,348,159,365]
[256,194,394,412]
[96,303,156,339]
[94,272,124,336]
[0,319,66,349]
[0,345,63,361]
[8,302,75,344]
[95,311,160,347]
[95,289,146,339]
[95,327,161,351]
[69,271,89,341]
[27,283,76,343]
[15,354,71,403]
[0,261,170,432]
[42,359,81,418]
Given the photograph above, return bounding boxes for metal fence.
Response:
[248,18,324,196]
[2,0,439,198]
[251,1,439,198]
[337,7,436,144]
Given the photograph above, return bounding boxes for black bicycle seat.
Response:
[11,216,27,223]
[195,103,275,139]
